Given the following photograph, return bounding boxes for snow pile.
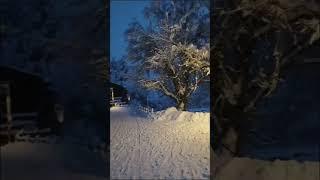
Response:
[215,157,320,180]
[111,107,210,179]
[151,107,210,123]
[150,107,179,121]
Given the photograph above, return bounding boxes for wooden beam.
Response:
[0,83,12,142]
[12,113,38,118]
[303,58,320,64]
[0,120,36,129]
[6,95,12,123]
[110,88,114,101]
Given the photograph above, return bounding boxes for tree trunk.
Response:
[212,126,239,177]
[176,98,188,111]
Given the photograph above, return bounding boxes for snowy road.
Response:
[110,107,210,179]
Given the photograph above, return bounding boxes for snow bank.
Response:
[151,107,210,123]
[215,157,320,180]
[2,142,107,180]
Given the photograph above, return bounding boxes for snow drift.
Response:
[150,107,210,123]
[214,157,320,180]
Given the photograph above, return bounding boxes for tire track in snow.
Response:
[139,120,201,178]
[134,112,142,179]
[110,107,140,179]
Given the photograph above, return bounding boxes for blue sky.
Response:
[110,0,150,60]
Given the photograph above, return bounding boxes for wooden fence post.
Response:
[110,88,114,102]
[0,83,12,142]
[6,85,12,142]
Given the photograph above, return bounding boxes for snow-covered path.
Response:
[110,107,210,179]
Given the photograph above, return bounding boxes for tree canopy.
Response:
[125,0,210,110]
[211,0,320,176]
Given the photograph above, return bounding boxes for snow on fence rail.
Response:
[0,120,36,129]
[137,104,154,114]
[12,112,38,118]
[14,130,106,152]
[110,100,128,107]
[14,128,52,142]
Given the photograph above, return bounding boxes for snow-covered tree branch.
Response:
[125,0,209,110]
[211,0,320,173]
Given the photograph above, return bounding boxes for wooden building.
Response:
[110,83,129,106]
[0,66,62,144]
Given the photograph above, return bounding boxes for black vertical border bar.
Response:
[0,144,2,180]
[105,0,110,178]
[210,0,214,178]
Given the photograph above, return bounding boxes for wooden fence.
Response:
[137,104,154,114]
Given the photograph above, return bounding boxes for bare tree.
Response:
[126,0,209,110]
[211,0,320,176]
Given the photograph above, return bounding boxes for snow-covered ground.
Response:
[214,157,320,180]
[1,139,107,180]
[110,106,210,179]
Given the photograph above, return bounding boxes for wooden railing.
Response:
[110,100,128,107]
[137,104,154,114]
[0,112,53,144]
[110,97,128,107]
